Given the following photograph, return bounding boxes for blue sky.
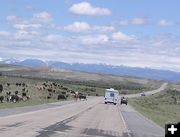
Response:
[0,0,180,71]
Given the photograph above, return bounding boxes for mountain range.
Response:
[0,58,180,81]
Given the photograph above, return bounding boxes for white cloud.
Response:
[6,15,20,23]
[112,32,134,41]
[93,26,115,32]
[33,11,52,22]
[63,21,114,33]
[80,34,109,45]
[69,2,111,16]
[158,19,174,26]
[13,23,42,30]
[118,20,129,25]
[0,31,11,37]
[132,18,146,25]
[13,30,39,40]
[64,22,91,32]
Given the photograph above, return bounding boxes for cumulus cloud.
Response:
[13,23,42,30]
[80,34,109,45]
[132,18,146,25]
[63,21,114,33]
[158,19,174,26]
[69,2,111,16]
[33,11,52,22]
[64,22,91,32]
[112,32,134,41]
[118,20,129,25]
[93,26,115,32]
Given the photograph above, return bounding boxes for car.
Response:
[121,97,128,105]
[141,92,146,96]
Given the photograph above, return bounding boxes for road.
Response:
[0,97,128,137]
[0,97,165,137]
[124,82,168,98]
[0,83,167,137]
[120,105,164,137]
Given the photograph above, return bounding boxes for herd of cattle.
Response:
[0,81,87,103]
[0,83,30,103]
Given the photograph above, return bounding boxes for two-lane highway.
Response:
[0,83,167,137]
[0,97,128,137]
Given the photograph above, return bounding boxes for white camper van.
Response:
[104,88,119,105]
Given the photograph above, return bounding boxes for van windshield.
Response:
[110,93,114,97]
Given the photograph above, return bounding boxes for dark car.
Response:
[121,97,128,105]
[140,92,146,96]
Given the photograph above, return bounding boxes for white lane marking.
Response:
[118,104,132,137]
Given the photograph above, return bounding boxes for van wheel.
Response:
[105,102,107,104]
[114,103,116,105]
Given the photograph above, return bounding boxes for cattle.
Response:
[70,90,75,94]
[22,83,26,87]
[15,91,18,95]
[48,89,52,92]
[79,95,87,101]
[10,95,19,103]
[6,91,11,101]
[47,96,51,99]
[62,87,68,90]
[57,94,67,100]
[0,96,4,103]
[61,91,66,95]
[7,83,10,87]
[6,91,11,96]
[52,82,57,87]
[27,95,30,100]
[16,83,21,86]
[22,92,27,97]
[0,84,3,93]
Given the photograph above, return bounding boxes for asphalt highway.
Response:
[0,83,167,137]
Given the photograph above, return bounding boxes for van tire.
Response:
[105,102,107,104]
[114,103,116,105]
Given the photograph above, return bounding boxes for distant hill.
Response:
[1,58,180,81]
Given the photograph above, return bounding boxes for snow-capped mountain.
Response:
[1,58,180,81]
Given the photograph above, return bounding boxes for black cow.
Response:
[79,95,87,100]
[10,95,19,103]
[0,84,3,93]
[57,94,67,100]
[22,92,27,97]
[0,96,4,103]
[15,91,18,95]
[7,83,10,87]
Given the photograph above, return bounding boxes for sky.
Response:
[0,0,180,71]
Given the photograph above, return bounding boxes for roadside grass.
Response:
[0,66,163,109]
[129,89,180,127]
[0,99,57,109]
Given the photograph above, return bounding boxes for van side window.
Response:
[110,93,114,97]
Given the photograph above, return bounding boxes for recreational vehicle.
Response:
[104,88,119,105]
